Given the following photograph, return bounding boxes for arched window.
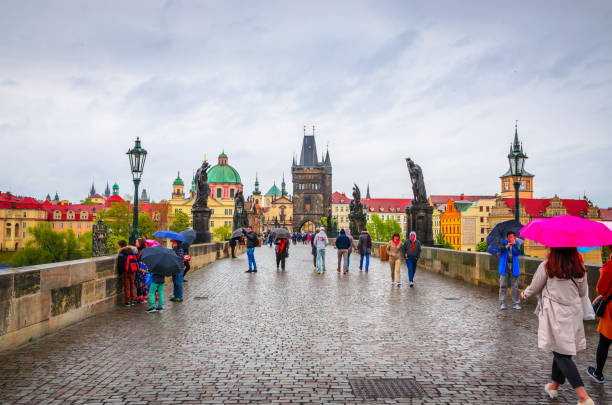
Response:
[81,211,88,220]
[54,211,61,220]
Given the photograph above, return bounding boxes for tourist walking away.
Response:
[170,239,185,302]
[358,230,372,271]
[335,229,351,274]
[386,233,403,286]
[275,237,289,270]
[244,227,259,272]
[403,231,421,287]
[311,229,319,270]
[521,247,594,405]
[230,236,239,258]
[117,240,138,306]
[497,231,523,310]
[315,226,328,274]
[147,261,166,313]
[587,247,612,384]
[345,229,358,270]
[134,238,150,303]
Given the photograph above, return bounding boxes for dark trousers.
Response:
[276,253,286,269]
[552,351,584,388]
[183,261,190,277]
[597,334,612,374]
[230,244,236,258]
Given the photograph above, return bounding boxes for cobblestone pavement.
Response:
[1,245,610,404]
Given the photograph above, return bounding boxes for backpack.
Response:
[125,254,138,273]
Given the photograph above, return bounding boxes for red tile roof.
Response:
[0,192,46,210]
[332,192,350,204]
[105,195,125,204]
[503,198,590,218]
[601,209,612,221]
[48,204,104,221]
[364,198,412,213]
[430,195,496,205]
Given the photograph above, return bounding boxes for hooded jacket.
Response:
[335,229,351,250]
[402,233,422,259]
[243,230,259,248]
[314,230,328,250]
[116,246,137,275]
[357,231,372,255]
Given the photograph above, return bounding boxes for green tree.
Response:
[603,245,611,264]
[138,212,158,238]
[97,203,131,241]
[78,231,93,257]
[10,247,53,267]
[366,214,403,242]
[169,211,191,233]
[435,233,454,250]
[64,229,80,261]
[476,240,488,252]
[80,197,96,205]
[213,225,232,242]
[28,222,67,262]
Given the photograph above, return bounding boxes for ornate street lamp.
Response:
[507,131,527,223]
[127,137,147,244]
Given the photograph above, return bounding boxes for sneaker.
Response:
[183,279,188,283]
[124,303,131,307]
[246,269,252,273]
[391,281,396,285]
[397,282,401,287]
[146,307,157,313]
[544,383,558,399]
[587,366,604,384]
[409,282,414,287]
[156,307,163,313]
[513,304,521,310]
[170,297,178,302]
[317,271,322,274]
[500,303,507,310]
[253,269,258,272]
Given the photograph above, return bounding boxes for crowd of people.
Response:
[115,224,612,405]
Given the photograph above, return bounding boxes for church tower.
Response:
[500,124,534,198]
[172,172,185,200]
[291,125,332,232]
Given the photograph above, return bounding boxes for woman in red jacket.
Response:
[587,247,612,384]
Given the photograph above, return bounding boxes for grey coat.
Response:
[402,239,421,259]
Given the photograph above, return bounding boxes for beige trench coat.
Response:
[523,261,588,356]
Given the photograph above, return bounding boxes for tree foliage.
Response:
[476,240,488,252]
[10,223,88,267]
[80,197,96,205]
[434,232,454,250]
[213,225,232,242]
[169,211,191,233]
[138,212,158,238]
[366,214,403,243]
[97,202,131,241]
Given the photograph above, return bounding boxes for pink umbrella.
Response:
[520,215,612,247]
[145,239,161,247]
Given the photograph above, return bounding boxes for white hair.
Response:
[409,231,417,238]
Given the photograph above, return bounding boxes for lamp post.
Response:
[507,134,527,223]
[127,137,147,245]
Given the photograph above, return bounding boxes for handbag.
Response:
[569,276,596,321]
[593,294,612,317]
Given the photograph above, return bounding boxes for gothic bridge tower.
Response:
[291,125,332,232]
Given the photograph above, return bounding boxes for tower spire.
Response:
[281,172,287,196]
[254,171,261,195]
[366,184,371,199]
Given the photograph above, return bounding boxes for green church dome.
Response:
[173,172,184,186]
[208,164,242,184]
[265,183,282,196]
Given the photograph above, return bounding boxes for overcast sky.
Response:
[1,1,611,207]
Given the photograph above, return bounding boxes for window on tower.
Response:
[217,188,222,198]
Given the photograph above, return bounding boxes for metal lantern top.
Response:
[127,137,147,180]
[507,141,527,179]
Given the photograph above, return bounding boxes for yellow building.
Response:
[207,152,243,233]
[260,175,293,230]
[167,172,195,229]
[440,199,461,249]
[332,192,350,231]
[459,199,496,251]
[0,193,49,251]
[432,208,441,240]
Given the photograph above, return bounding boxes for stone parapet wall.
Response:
[0,241,244,351]
[370,242,602,299]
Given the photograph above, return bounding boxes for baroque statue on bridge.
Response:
[232,190,249,230]
[348,184,367,236]
[194,160,211,208]
[406,157,428,205]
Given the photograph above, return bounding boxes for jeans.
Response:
[149,282,164,308]
[359,253,370,270]
[405,257,418,282]
[317,248,326,271]
[247,248,257,270]
[172,271,184,299]
[499,273,520,305]
[552,351,584,388]
[346,252,351,268]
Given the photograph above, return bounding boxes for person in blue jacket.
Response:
[494,231,523,310]
[335,229,351,274]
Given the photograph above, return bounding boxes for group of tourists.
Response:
[116,237,189,313]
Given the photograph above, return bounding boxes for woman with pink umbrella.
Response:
[520,215,612,405]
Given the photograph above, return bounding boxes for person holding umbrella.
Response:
[275,236,289,271]
[487,220,524,310]
[170,239,185,302]
[139,245,184,313]
[243,227,259,272]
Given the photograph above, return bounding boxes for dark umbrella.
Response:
[139,245,183,276]
[180,229,197,245]
[231,228,246,239]
[153,230,187,242]
[271,228,291,239]
[486,220,524,255]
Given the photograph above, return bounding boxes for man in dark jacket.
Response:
[310,229,319,270]
[357,230,372,271]
[243,227,259,272]
[116,240,138,307]
[335,229,351,274]
[402,231,422,287]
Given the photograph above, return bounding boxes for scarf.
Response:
[410,234,416,251]
[392,238,400,246]
[278,238,286,253]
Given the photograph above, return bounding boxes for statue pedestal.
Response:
[405,203,434,246]
[192,206,212,244]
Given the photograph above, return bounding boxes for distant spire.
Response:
[104,182,111,198]
[89,181,96,198]
[281,172,287,196]
[513,121,521,151]
[366,184,371,199]
[324,147,331,167]
[254,171,261,195]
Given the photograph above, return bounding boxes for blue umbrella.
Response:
[153,230,187,242]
